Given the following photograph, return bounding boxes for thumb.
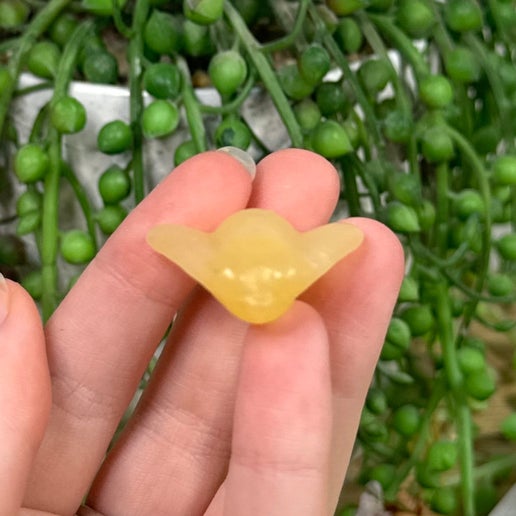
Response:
[0,275,51,516]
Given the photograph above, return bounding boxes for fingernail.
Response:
[0,273,9,327]
[217,146,256,179]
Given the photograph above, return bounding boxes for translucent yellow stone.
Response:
[147,209,363,324]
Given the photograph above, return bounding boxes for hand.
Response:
[1,149,403,516]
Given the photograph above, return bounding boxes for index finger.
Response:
[24,151,253,514]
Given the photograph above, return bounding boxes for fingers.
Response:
[24,152,253,514]
[0,278,50,516]
[221,301,332,516]
[302,217,405,507]
[248,148,340,229]
[84,149,341,514]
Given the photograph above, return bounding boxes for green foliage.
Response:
[3,2,516,514]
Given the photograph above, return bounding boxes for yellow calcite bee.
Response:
[147,209,363,324]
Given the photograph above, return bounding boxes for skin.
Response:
[0,149,404,515]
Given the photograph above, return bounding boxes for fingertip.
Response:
[137,149,254,228]
[345,216,406,289]
[173,150,254,203]
[1,277,45,344]
[216,146,257,178]
[250,149,340,230]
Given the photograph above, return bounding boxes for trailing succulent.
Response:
[2,1,516,514]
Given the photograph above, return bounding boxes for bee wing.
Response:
[146,224,215,282]
[297,221,364,286]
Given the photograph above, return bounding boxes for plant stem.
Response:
[430,11,474,137]
[261,0,309,54]
[224,1,304,148]
[435,162,449,253]
[464,33,514,151]
[13,81,53,97]
[435,281,475,516]
[0,37,19,54]
[28,102,50,144]
[384,380,446,501]
[443,124,492,330]
[313,17,384,152]
[41,130,61,321]
[367,13,430,81]
[41,20,93,321]
[128,0,149,205]
[0,0,72,137]
[177,56,207,153]
[409,239,516,304]
[512,186,516,233]
[358,11,423,178]
[430,11,454,54]
[487,0,513,56]
[61,163,97,243]
[349,109,371,160]
[340,156,361,216]
[112,0,132,38]
[443,453,516,486]
[357,12,411,115]
[348,153,381,213]
[200,69,256,115]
